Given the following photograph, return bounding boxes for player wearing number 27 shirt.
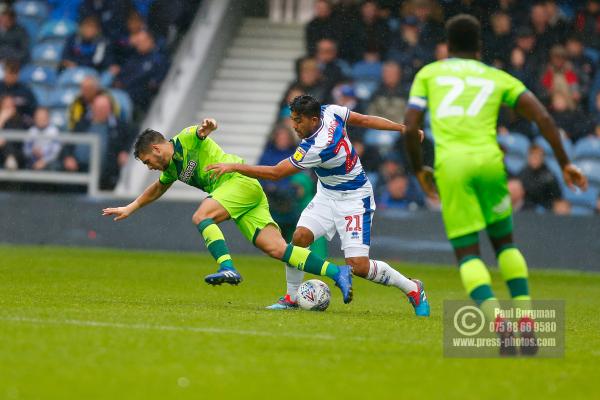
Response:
[206,95,430,316]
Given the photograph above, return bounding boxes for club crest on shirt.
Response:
[293,147,306,162]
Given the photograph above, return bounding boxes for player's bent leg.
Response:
[487,219,536,355]
[193,199,242,286]
[254,225,353,304]
[267,226,316,310]
[347,254,429,317]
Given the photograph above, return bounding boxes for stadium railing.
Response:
[0,130,100,196]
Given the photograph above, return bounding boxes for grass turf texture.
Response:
[1,245,599,400]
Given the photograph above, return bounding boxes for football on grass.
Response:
[297,279,331,311]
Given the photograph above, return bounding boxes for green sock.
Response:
[498,247,531,315]
[460,257,500,322]
[197,218,235,271]
[282,244,339,279]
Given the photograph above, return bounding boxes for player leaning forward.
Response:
[404,15,587,354]
[102,119,353,303]
[207,95,430,316]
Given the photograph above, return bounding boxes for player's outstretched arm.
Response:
[196,118,217,139]
[515,92,588,190]
[102,180,172,221]
[205,159,299,181]
[347,111,424,140]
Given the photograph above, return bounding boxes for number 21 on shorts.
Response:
[345,215,362,232]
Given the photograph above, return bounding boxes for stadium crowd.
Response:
[260,0,600,217]
[0,0,200,189]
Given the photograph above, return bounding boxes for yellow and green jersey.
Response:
[159,125,245,193]
[408,58,527,164]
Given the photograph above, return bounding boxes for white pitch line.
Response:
[0,316,366,341]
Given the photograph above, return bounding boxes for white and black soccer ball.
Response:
[296,279,331,311]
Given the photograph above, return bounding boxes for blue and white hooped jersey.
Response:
[288,104,373,200]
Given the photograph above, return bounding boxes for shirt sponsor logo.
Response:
[179,160,197,183]
[293,147,306,162]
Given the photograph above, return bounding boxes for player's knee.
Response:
[345,257,370,277]
[191,212,207,226]
[292,228,314,248]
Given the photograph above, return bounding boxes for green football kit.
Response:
[409,58,527,240]
[409,58,532,324]
[159,125,277,242]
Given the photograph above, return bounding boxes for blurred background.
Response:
[0,0,598,269]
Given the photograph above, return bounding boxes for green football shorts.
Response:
[210,174,278,243]
[435,151,512,240]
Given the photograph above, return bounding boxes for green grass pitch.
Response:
[1,245,599,399]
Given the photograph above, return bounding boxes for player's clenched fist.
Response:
[198,118,217,138]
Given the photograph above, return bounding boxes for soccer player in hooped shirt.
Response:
[102,119,353,303]
[404,14,587,354]
[206,95,430,316]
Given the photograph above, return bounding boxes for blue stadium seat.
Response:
[49,107,67,131]
[30,84,52,107]
[38,19,77,43]
[574,137,600,161]
[57,67,99,88]
[32,42,65,67]
[535,136,574,159]
[49,87,79,108]
[562,185,598,215]
[577,159,600,188]
[354,80,379,100]
[99,69,114,87]
[16,16,40,43]
[19,64,57,86]
[14,1,49,21]
[109,88,133,123]
[497,133,529,175]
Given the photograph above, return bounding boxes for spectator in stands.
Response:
[287,57,330,103]
[545,0,570,40]
[331,83,364,139]
[0,60,37,121]
[367,61,407,124]
[412,0,445,53]
[23,107,61,171]
[351,46,383,85]
[565,34,595,104]
[506,46,537,92]
[0,95,27,170]
[574,0,600,50]
[552,198,571,215]
[305,0,338,57]
[433,41,448,61]
[388,16,428,85]
[529,1,559,54]
[541,45,581,109]
[68,94,132,189]
[0,6,29,64]
[352,136,382,176]
[353,0,391,61]
[78,0,133,43]
[114,10,147,65]
[61,15,118,74]
[377,171,423,210]
[550,93,593,143]
[374,156,403,196]
[279,85,305,120]
[518,144,562,211]
[507,178,525,212]
[68,76,118,131]
[147,0,185,49]
[112,30,169,114]
[514,27,543,82]
[315,38,350,88]
[483,11,513,68]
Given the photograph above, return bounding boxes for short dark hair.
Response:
[134,128,166,158]
[446,14,481,54]
[289,94,321,118]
